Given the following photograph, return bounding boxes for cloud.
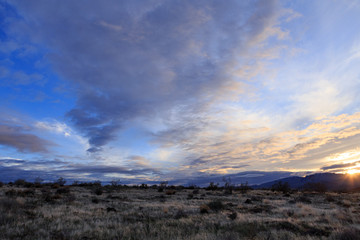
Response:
[9,0,291,152]
[0,124,52,153]
[0,155,302,186]
[153,111,360,174]
[321,161,360,171]
[0,157,160,183]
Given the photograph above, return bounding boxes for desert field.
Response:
[1,183,360,240]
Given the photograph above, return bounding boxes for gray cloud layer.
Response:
[0,124,51,153]
[0,156,299,186]
[10,0,282,152]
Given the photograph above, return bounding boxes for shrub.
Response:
[330,228,360,240]
[165,189,176,195]
[56,187,70,194]
[0,181,3,187]
[0,198,23,213]
[14,179,26,187]
[207,200,224,212]
[94,188,103,195]
[22,189,35,196]
[43,192,54,203]
[192,189,200,194]
[206,182,219,191]
[271,181,291,193]
[325,195,335,202]
[295,195,312,204]
[64,194,76,203]
[228,212,237,220]
[174,209,187,219]
[5,189,17,198]
[200,204,210,214]
[140,183,148,189]
[238,182,252,194]
[303,182,327,193]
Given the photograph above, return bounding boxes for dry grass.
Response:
[1,185,360,239]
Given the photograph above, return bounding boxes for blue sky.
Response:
[1,0,360,185]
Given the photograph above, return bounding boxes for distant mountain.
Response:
[253,173,360,191]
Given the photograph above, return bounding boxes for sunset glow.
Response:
[347,168,360,175]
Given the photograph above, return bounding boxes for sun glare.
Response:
[347,168,360,175]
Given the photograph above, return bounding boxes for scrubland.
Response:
[0,183,360,240]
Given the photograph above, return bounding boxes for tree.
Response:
[55,177,66,186]
[223,177,233,194]
[206,182,219,191]
[111,179,121,187]
[34,177,44,184]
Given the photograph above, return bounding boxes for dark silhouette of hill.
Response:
[253,173,360,191]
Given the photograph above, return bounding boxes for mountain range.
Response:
[253,173,360,191]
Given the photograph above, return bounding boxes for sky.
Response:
[1,0,360,185]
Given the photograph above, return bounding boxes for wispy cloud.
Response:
[321,161,360,171]
[8,0,294,152]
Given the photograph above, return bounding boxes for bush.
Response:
[14,179,26,187]
[94,188,103,195]
[56,187,70,194]
[165,189,176,195]
[192,189,200,194]
[206,182,219,191]
[303,182,327,193]
[5,189,17,198]
[200,204,210,214]
[271,181,291,193]
[238,182,252,194]
[0,198,23,213]
[174,209,187,219]
[22,189,35,196]
[0,181,3,187]
[330,228,360,240]
[228,212,237,220]
[207,200,224,212]
[55,177,66,186]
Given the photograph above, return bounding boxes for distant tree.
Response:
[206,182,219,191]
[72,180,79,186]
[55,177,66,186]
[223,177,233,194]
[140,183,148,189]
[14,179,26,187]
[93,181,102,187]
[238,181,252,194]
[34,177,44,184]
[111,179,121,187]
[158,181,168,192]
